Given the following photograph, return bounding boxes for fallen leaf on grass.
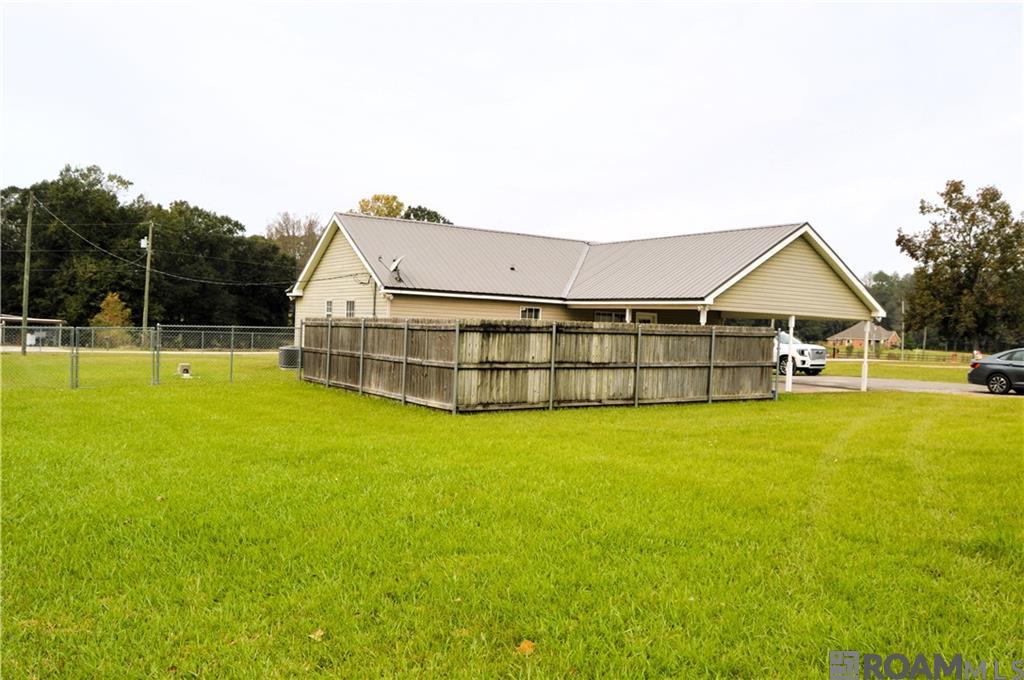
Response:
[156,496,166,502]
[453,628,471,638]
[516,639,536,656]
[309,628,325,642]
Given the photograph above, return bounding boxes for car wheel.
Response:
[778,356,789,375]
[986,373,1011,395]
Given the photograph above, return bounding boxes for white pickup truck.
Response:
[774,331,828,376]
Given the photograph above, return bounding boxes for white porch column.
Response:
[785,314,795,393]
[699,306,708,326]
[624,307,632,323]
[860,319,871,392]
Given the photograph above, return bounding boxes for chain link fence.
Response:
[1,324,296,389]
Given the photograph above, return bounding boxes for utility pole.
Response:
[20,192,34,355]
[141,220,154,330]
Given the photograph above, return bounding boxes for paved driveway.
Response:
[790,375,999,396]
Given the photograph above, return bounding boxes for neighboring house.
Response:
[828,321,901,349]
[289,213,885,330]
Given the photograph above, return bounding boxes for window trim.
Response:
[594,311,626,323]
[325,300,333,317]
[520,306,542,320]
[345,300,356,318]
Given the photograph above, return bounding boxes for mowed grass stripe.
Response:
[2,374,1022,677]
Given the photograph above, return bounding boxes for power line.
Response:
[32,200,298,287]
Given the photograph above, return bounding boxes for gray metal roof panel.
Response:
[567,223,804,300]
[338,213,589,299]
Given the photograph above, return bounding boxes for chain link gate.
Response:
[1,323,296,389]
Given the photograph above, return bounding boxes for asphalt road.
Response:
[789,374,1005,396]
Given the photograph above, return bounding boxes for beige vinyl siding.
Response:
[388,295,588,321]
[713,236,872,320]
[295,228,384,327]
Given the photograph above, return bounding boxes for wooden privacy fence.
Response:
[300,318,776,412]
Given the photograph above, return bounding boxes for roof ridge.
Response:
[561,243,592,298]
[335,211,589,245]
[593,222,806,246]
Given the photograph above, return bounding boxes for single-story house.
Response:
[291,212,884,324]
[290,213,886,391]
[828,321,900,349]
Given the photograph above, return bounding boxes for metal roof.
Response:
[567,224,803,300]
[338,212,589,299]
[330,213,808,301]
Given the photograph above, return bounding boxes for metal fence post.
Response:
[707,326,716,404]
[358,318,366,394]
[451,320,460,414]
[297,320,304,382]
[401,319,409,405]
[150,326,156,385]
[324,318,332,387]
[69,327,76,388]
[74,327,80,388]
[229,325,235,383]
[549,322,557,410]
[155,324,161,385]
[633,323,642,407]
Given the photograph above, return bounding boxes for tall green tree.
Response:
[402,205,452,224]
[896,181,1024,351]
[1,165,297,326]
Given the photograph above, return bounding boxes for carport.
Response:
[565,223,886,392]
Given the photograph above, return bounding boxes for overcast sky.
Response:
[3,2,1020,275]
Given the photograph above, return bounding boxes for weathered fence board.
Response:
[300,318,775,412]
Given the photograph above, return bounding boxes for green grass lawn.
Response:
[2,361,1022,677]
[819,360,971,383]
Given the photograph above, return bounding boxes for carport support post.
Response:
[861,319,871,392]
[785,315,795,393]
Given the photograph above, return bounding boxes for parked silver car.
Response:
[967,348,1024,394]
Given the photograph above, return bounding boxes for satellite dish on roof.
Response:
[389,256,404,272]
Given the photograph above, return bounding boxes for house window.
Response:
[520,307,541,320]
[345,300,356,318]
[594,311,626,323]
[325,300,333,317]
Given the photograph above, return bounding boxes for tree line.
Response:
[1,170,454,327]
